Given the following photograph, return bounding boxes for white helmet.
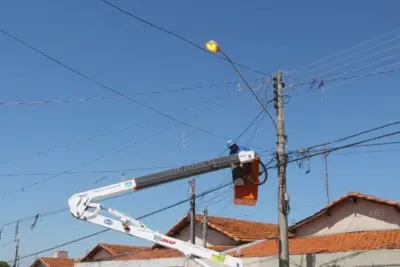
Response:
[227,140,236,148]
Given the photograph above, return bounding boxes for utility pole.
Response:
[12,221,20,267]
[323,151,331,205]
[189,178,196,244]
[202,208,208,248]
[273,72,290,267]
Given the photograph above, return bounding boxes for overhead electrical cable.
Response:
[99,0,268,76]
[7,128,400,262]
[1,90,268,197]
[0,89,247,165]
[0,27,253,141]
[285,27,400,76]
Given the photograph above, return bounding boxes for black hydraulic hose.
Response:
[245,159,268,186]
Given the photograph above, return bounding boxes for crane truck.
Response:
[68,150,265,267]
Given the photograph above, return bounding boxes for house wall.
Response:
[91,249,112,261]
[172,222,239,246]
[75,249,400,267]
[294,199,400,237]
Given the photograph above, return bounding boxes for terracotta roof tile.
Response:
[36,258,78,267]
[80,243,151,262]
[94,230,400,261]
[289,191,400,232]
[99,243,150,255]
[153,213,280,250]
[196,215,281,242]
[102,249,184,261]
[232,229,400,258]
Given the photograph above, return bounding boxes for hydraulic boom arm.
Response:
[68,150,256,267]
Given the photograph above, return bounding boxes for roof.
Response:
[80,243,151,262]
[153,213,280,249]
[90,230,400,261]
[289,191,400,232]
[31,258,78,267]
[100,249,184,261]
[231,229,400,258]
[99,245,234,261]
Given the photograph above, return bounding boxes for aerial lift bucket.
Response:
[233,157,260,206]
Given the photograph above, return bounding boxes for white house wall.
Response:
[295,199,400,236]
[75,249,400,267]
[172,222,238,246]
[91,249,112,261]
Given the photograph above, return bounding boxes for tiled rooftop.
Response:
[97,243,150,255]
[36,258,78,267]
[195,215,281,242]
[80,243,151,262]
[231,229,400,258]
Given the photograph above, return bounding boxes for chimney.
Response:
[53,251,68,259]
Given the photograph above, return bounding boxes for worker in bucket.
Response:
[227,140,252,185]
[227,140,251,155]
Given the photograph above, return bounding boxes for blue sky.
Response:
[0,0,400,266]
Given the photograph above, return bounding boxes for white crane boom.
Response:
[68,150,257,267]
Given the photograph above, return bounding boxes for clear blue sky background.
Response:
[1,0,400,266]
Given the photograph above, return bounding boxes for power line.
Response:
[300,140,400,156]
[314,56,400,89]
[283,129,400,166]
[289,121,400,153]
[99,0,268,76]
[216,49,276,130]
[301,51,400,94]
[0,96,119,106]
[290,67,400,89]
[9,128,400,262]
[353,141,400,148]
[335,148,400,156]
[317,61,400,91]
[206,108,274,200]
[1,208,67,227]
[0,166,175,177]
[8,181,233,263]
[311,44,400,80]
[306,58,399,84]
[1,91,252,197]
[0,89,244,165]
[0,79,263,107]
[0,27,249,141]
[300,34,400,77]
[0,108,274,228]
[246,112,266,144]
[0,110,276,229]
[286,27,400,76]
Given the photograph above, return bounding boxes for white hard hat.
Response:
[227,140,236,148]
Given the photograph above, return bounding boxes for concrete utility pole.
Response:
[323,151,331,205]
[202,208,208,248]
[12,221,20,267]
[273,72,290,267]
[189,178,196,244]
